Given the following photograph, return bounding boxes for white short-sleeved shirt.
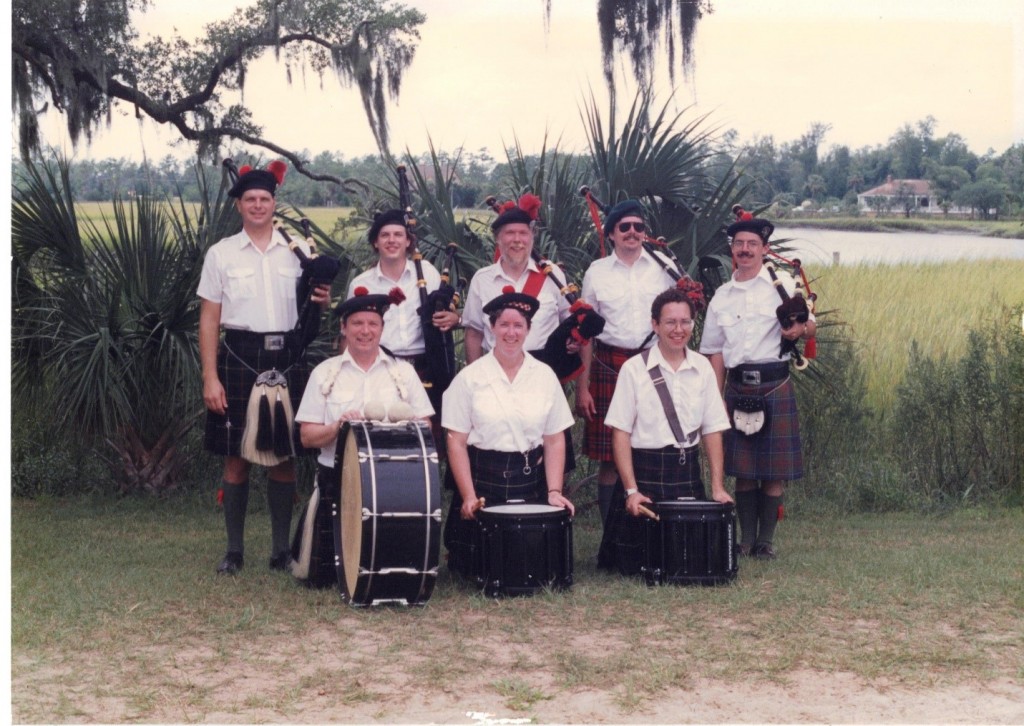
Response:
[699,265,815,368]
[197,228,310,333]
[462,260,570,353]
[295,349,434,466]
[604,345,730,449]
[442,352,574,452]
[346,259,441,356]
[581,249,679,350]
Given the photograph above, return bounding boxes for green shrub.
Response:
[892,306,1024,506]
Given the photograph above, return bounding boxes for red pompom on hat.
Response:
[335,286,404,321]
[228,160,287,198]
[353,286,369,297]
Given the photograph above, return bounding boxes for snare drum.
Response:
[332,420,441,606]
[643,499,737,586]
[477,503,573,597]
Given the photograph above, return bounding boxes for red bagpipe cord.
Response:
[767,250,817,360]
[583,192,607,257]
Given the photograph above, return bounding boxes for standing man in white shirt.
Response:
[198,162,331,575]
[699,216,816,560]
[575,200,680,523]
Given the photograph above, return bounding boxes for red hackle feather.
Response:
[238,164,253,176]
[267,160,287,185]
[387,286,406,305]
[217,487,224,506]
[518,193,542,220]
[497,200,517,215]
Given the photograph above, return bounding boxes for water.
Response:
[773,227,1024,266]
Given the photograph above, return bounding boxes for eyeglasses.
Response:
[616,221,646,234]
[730,238,764,249]
[660,319,695,330]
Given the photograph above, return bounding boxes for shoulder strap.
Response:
[521,269,547,298]
[640,349,699,447]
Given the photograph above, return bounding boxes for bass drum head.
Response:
[339,428,363,600]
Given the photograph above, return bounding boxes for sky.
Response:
[15,0,1024,163]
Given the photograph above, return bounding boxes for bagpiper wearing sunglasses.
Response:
[699,216,816,560]
[576,200,682,526]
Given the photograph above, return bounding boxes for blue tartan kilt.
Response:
[724,375,803,481]
[203,331,310,458]
[597,445,705,575]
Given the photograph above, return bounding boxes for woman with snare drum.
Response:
[597,286,734,576]
[442,286,576,580]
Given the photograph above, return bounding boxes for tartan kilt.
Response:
[597,446,706,575]
[203,331,310,457]
[724,376,803,481]
[444,446,544,580]
[584,342,639,462]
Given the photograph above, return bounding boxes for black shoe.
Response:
[752,543,776,560]
[217,551,244,575]
[737,543,752,557]
[269,551,292,571]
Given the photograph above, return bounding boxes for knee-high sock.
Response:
[735,489,759,547]
[756,491,784,546]
[223,480,249,554]
[598,484,615,525]
[267,478,296,556]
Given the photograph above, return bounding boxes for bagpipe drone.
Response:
[396,164,461,413]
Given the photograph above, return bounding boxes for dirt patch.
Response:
[12,634,1024,723]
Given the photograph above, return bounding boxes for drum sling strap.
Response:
[641,349,699,464]
[521,269,547,298]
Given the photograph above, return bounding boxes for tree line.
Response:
[14,116,1023,219]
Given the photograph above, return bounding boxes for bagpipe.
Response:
[484,194,605,382]
[731,205,817,370]
[396,164,460,412]
[578,186,708,313]
[222,158,342,356]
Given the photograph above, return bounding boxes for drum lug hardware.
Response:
[430,509,443,521]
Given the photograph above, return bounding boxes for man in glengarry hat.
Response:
[576,199,681,524]
[198,160,331,576]
[699,215,816,560]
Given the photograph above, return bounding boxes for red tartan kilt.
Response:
[583,342,640,462]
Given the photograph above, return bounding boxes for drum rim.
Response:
[480,503,566,515]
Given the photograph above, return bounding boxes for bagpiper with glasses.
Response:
[576,200,682,525]
[699,215,816,560]
[597,286,732,575]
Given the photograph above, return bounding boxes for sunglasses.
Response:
[616,221,646,233]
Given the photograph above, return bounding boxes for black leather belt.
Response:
[224,329,288,351]
[727,362,789,386]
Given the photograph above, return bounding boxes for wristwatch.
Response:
[624,487,639,498]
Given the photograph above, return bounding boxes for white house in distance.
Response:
[857,176,934,215]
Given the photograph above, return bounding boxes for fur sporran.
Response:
[240,369,295,465]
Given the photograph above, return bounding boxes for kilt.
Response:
[203,330,310,457]
[724,373,803,481]
[444,445,544,580]
[597,445,706,575]
[584,341,641,462]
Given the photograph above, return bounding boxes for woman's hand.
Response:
[547,489,575,516]
[625,490,653,518]
[460,494,481,520]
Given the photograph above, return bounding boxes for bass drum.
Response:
[476,503,573,598]
[643,499,738,586]
[333,420,441,606]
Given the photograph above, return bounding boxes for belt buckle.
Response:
[741,370,761,386]
[264,334,285,351]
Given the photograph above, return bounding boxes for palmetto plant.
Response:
[12,156,237,493]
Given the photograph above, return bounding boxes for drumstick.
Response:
[637,504,660,521]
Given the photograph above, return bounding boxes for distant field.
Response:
[807,258,1024,410]
[786,215,1024,239]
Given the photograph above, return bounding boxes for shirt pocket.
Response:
[226,267,256,300]
[277,267,301,301]
[593,284,627,316]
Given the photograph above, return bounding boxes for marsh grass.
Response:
[806,259,1024,411]
[11,497,1023,722]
